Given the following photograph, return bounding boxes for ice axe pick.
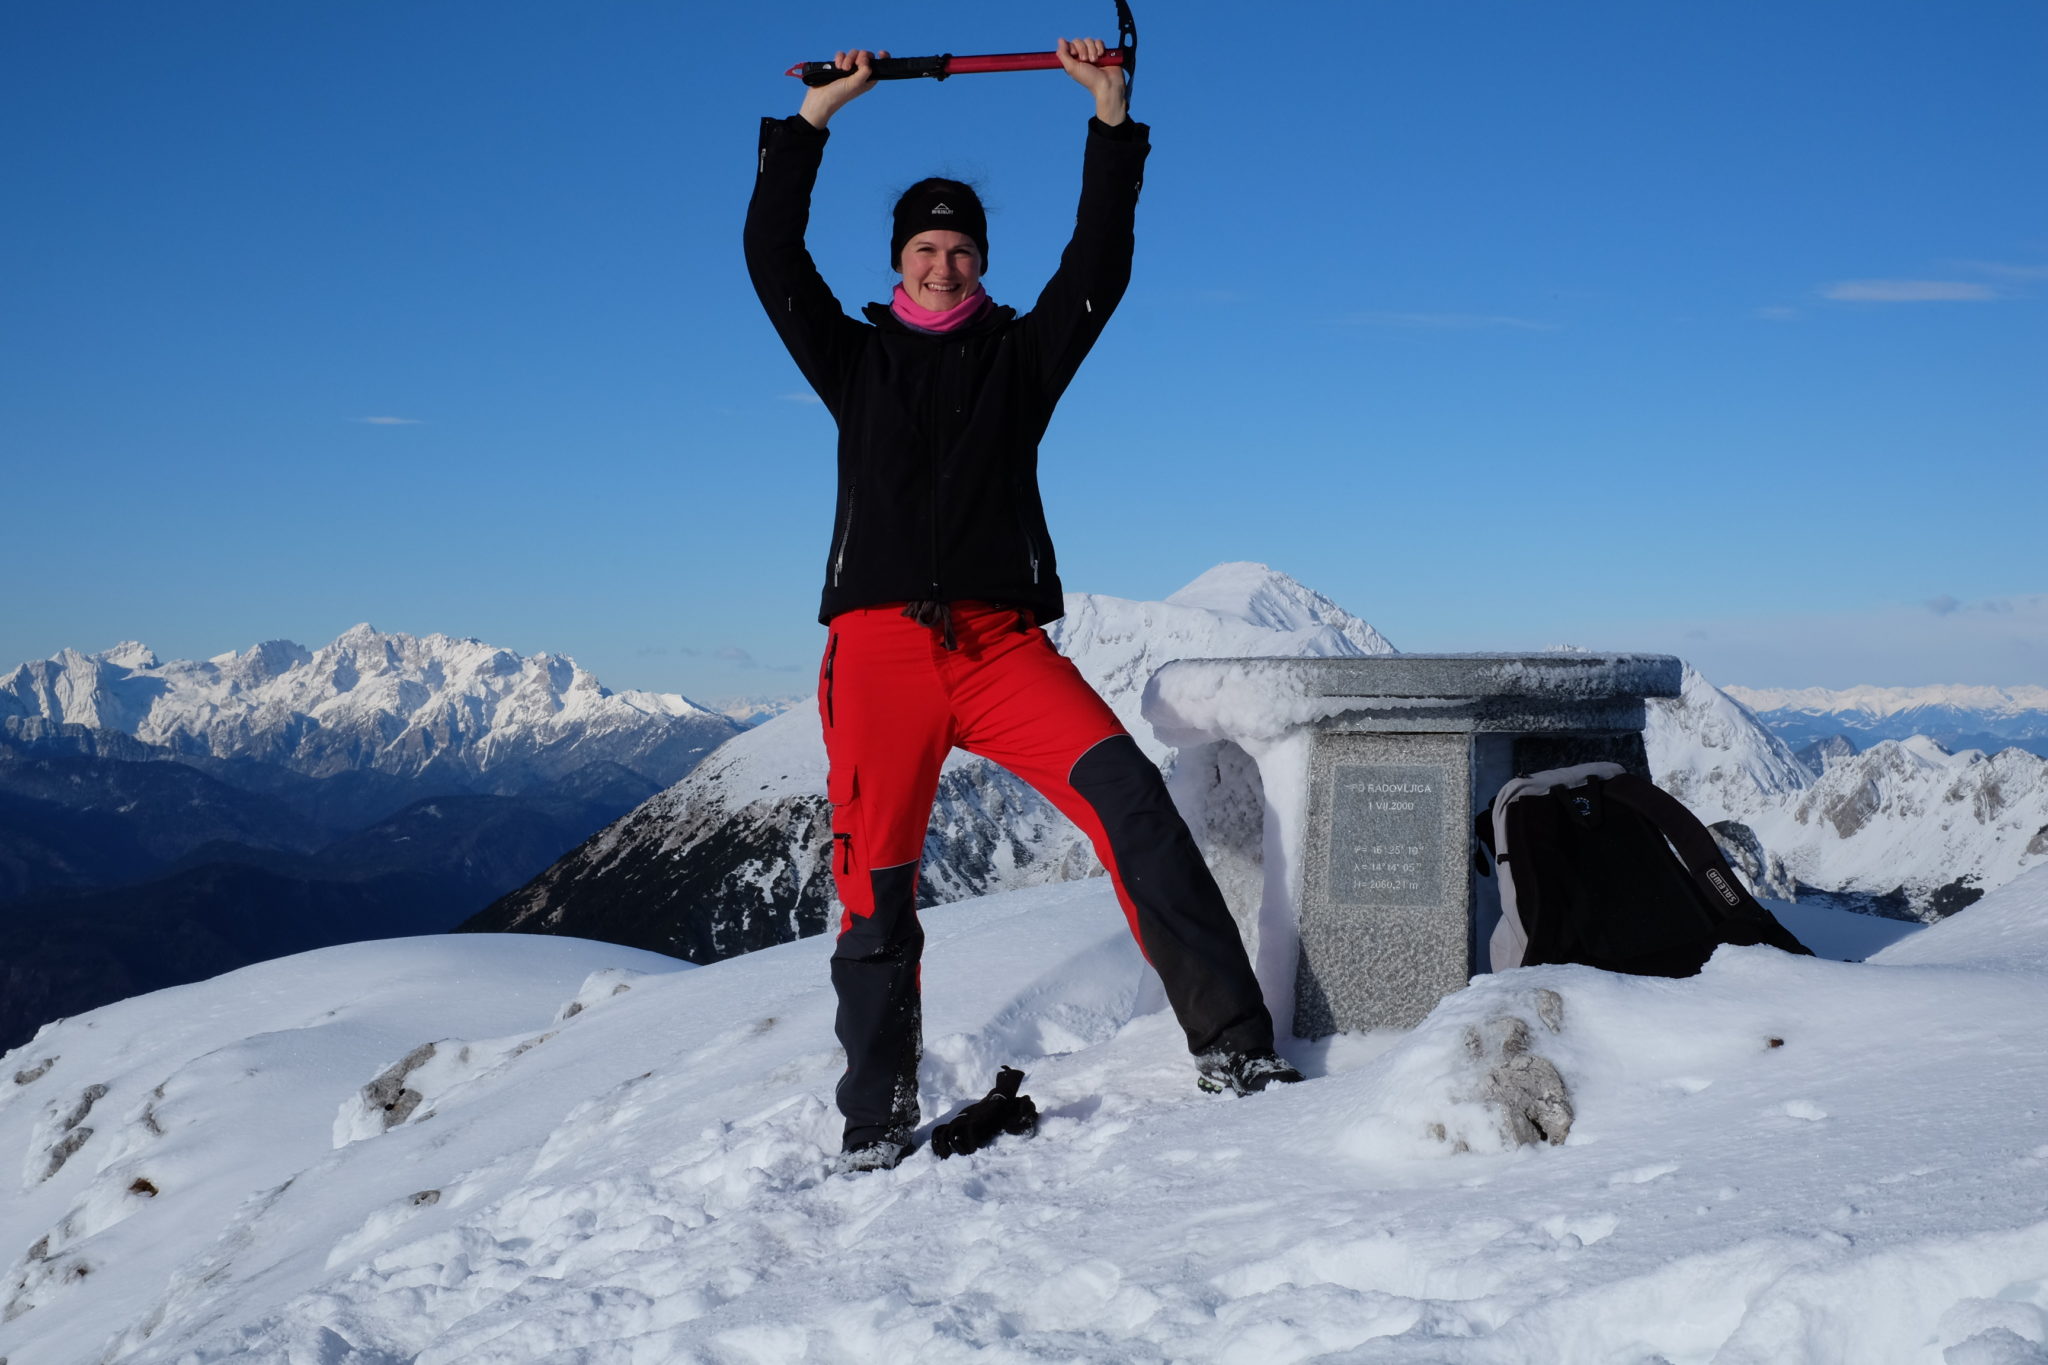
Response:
[787,0,1137,107]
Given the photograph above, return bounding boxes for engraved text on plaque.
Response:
[1328,763,1444,909]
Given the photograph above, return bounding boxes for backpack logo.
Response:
[1703,867,1742,907]
[931,203,955,215]
[1570,796,1592,817]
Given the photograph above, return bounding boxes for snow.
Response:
[1639,666,2048,913]
[1747,737,2048,908]
[7,865,2048,1362]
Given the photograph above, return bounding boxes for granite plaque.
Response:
[1297,733,1471,1037]
[1329,764,1443,909]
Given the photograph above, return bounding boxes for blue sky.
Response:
[4,1,2043,696]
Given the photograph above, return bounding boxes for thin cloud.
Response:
[1820,280,1997,303]
[356,415,424,425]
[1948,260,2048,282]
[1754,306,1802,321]
[1647,594,2048,688]
[1335,311,1559,332]
[1925,595,1962,616]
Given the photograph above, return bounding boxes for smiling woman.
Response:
[892,181,986,314]
[742,38,1303,1173]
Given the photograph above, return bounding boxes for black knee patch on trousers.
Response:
[832,860,923,1146]
[1069,735,1273,1057]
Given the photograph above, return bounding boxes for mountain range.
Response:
[1,625,739,789]
[9,578,2043,1052]
[1725,683,2048,759]
[1645,670,2048,918]
[469,564,2048,966]
[0,627,741,1051]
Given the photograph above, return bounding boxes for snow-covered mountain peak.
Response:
[95,640,159,670]
[1164,562,1396,656]
[1644,664,1814,825]
[218,639,315,684]
[333,621,387,649]
[1052,572,1398,761]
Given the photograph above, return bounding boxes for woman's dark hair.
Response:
[890,177,990,272]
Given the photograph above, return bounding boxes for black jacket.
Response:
[744,113,1151,626]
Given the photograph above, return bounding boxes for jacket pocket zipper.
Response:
[832,487,856,588]
[1014,495,1041,585]
[823,632,839,727]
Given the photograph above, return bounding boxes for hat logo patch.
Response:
[930,203,954,215]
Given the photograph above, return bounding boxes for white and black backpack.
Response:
[1475,763,1812,976]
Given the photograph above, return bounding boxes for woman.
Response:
[744,40,1300,1172]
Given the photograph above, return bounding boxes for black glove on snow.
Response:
[931,1066,1038,1159]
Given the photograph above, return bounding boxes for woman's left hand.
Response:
[1056,37,1127,126]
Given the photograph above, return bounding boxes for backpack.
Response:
[1475,763,1812,976]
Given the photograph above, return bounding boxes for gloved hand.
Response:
[931,1066,1038,1158]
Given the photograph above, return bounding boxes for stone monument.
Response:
[1141,653,1683,1038]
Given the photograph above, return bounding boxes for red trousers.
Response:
[820,602,1272,1147]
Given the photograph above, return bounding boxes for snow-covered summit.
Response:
[0,626,740,788]
[1162,562,1396,655]
[1052,563,1398,761]
[1645,663,1815,825]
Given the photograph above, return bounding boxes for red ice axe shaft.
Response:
[789,50,1123,85]
[788,0,1138,103]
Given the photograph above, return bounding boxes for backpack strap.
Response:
[1597,774,1814,957]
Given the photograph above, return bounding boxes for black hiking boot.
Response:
[830,1133,912,1175]
[1196,1049,1306,1097]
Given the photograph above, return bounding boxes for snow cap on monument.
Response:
[891,177,988,271]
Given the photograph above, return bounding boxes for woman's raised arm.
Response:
[1056,36,1127,127]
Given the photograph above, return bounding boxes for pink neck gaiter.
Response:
[890,284,993,334]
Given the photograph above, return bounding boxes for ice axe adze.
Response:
[787,0,1137,107]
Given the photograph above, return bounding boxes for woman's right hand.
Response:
[799,50,889,130]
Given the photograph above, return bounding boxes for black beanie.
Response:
[891,178,988,272]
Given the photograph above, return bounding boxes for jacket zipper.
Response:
[831,486,856,587]
[928,345,962,598]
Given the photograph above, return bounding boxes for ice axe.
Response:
[787,0,1138,107]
